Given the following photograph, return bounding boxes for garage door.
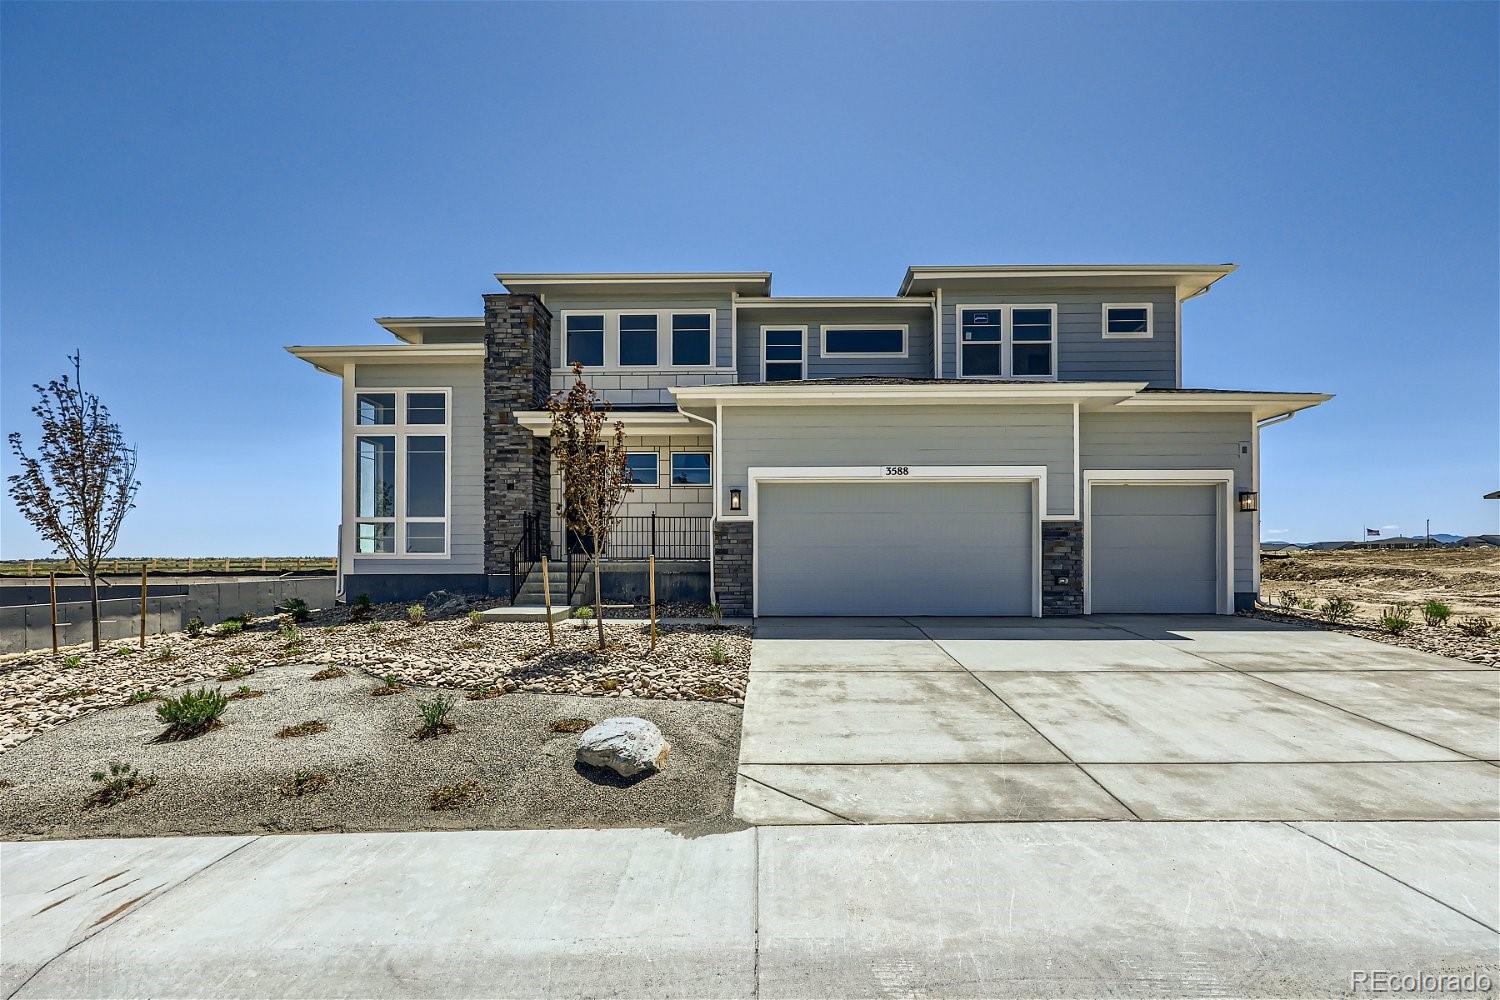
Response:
[755,480,1034,616]
[1090,484,1220,613]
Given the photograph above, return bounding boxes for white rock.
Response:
[575,716,669,778]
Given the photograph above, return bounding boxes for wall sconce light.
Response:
[1237,491,1259,512]
[729,488,743,511]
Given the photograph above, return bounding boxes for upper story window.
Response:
[671,452,711,486]
[624,452,659,486]
[566,314,605,367]
[821,325,907,358]
[672,313,713,366]
[762,327,806,382]
[958,306,1056,379]
[1103,303,1153,339]
[406,392,446,424]
[356,392,396,425]
[619,314,659,366]
[352,388,450,557]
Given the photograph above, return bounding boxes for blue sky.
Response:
[2,1,1496,557]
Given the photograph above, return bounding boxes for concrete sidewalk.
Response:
[3,822,1496,998]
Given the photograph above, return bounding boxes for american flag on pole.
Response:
[1366,528,1381,538]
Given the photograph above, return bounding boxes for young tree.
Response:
[7,352,140,651]
[548,364,632,650]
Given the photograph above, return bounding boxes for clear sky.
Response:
[2,1,1496,557]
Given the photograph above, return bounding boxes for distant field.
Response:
[1261,546,1500,618]
[0,557,335,577]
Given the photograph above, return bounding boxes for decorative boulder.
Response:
[576,717,669,778]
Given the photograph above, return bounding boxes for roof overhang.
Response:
[286,344,483,376]
[671,382,1146,408]
[736,296,932,309]
[1119,391,1332,421]
[513,409,705,438]
[497,272,772,298]
[899,264,1236,300]
[374,317,483,344]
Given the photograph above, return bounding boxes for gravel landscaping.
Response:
[0,662,744,841]
[1247,607,1500,666]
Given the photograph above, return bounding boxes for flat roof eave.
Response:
[497,272,773,297]
[285,344,484,376]
[899,264,1237,299]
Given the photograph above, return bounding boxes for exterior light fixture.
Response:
[729,488,743,511]
[1237,490,1259,512]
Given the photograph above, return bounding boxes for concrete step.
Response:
[476,605,571,624]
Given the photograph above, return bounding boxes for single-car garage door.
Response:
[755,480,1035,616]
[1090,483,1221,613]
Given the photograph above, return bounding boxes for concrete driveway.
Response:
[736,615,1500,824]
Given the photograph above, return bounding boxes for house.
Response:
[288,264,1330,617]
[1261,542,1304,554]
[1456,535,1500,547]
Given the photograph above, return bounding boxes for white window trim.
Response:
[616,313,661,369]
[560,311,608,370]
[556,308,722,373]
[1102,303,1154,340]
[819,324,909,359]
[348,386,452,560]
[760,325,808,382]
[1081,469,1235,615]
[625,451,661,487]
[744,465,1047,618]
[670,451,713,487]
[670,310,716,369]
[955,304,1058,380]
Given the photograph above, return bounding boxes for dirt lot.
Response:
[1261,547,1500,619]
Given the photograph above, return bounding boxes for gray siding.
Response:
[351,363,484,576]
[1079,410,1255,592]
[549,431,713,553]
[541,292,736,405]
[939,288,1178,386]
[718,403,1075,518]
[735,307,935,382]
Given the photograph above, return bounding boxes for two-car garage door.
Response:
[755,481,1035,616]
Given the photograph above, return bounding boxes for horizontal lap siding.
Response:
[1079,411,1255,593]
[735,307,935,382]
[939,288,1177,386]
[351,363,484,576]
[550,432,713,553]
[719,403,1074,517]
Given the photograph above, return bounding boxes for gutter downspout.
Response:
[679,405,719,601]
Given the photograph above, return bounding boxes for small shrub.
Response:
[310,666,347,681]
[465,686,504,701]
[1378,604,1414,636]
[549,717,592,734]
[406,603,427,627]
[1298,597,1317,611]
[707,602,724,627]
[371,674,402,696]
[86,762,155,808]
[350,594,373,619]
[1321,596,1356,624]
[238,612,256,631]
[126,688,155,704]
[708,639,728,666]
[429,780,482,811]
[414,693,456,738]
[113,645,134,657]
[697,681,729,698]
[1278,591,1300,611]
[215,619,244,638]
[1457,616,1493,638]
[279,770,329,797]
[185,616,204,638]
[62,654,82,668]
[276,719,327,739]
[1421,600,1453,627]
[573,605,594,621]
[228,685,263,700]
[281,597,310,623]
[455,638,483,651]
[280,623,300,642]
[154,644,176,663]
[466,609,485,630]
[367,622,385,634]
[599,677,621,691]
[155,687,229,739]
[217,664,252,681]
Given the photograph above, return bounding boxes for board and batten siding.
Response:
[939,289,1178,387]
[350,362,485,576]
[718,403,1075,518]
[542,293,736,406]
[734,307,936,382]
[1079,410,1255,593]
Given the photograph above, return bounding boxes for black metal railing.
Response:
[552,514,711,562]
[507,511,546,606]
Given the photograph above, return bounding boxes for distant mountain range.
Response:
[1263,532,1497,550]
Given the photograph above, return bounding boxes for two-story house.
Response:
[288,265,1329,618]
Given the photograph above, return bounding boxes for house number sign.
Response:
[883,466,911,476]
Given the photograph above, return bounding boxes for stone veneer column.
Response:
[482,294,552,586]
[1041,521,1084,616]
[713,520,754,617]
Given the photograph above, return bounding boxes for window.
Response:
[956,305,1056,379]
[1103,303,1153,339]
[566,314,605,367]
[821,326,907,357]
[618,314,658,366]
[672,313,712,366]
[762,327,806,382]
[350,388,449,557]
[671,452,711,486]
[625,452,659,486]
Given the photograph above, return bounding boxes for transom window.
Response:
[1103,303,1153,339]
[672,313,712,366]
[351,387,450,557]
[671,452,711,486]
[821,325,907,358]
[762,327,806,382]
[624,452,659,486]
[618,314,658,366]
[957,305,1056,379]
[565,314,605,367]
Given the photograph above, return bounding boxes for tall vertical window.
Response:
[618,314,659,366]
[350,388,450,557]
[1010,308,1054,377]
[762,327,806,381]
[566,314,605,367]
[957,305,1055,379]
[960,309,1002,376]
[672,313,712,366]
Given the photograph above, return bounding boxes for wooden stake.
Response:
[540,556,556,647]
[49,572,59,657]
[648,554,657,652]
[139,565,148,648]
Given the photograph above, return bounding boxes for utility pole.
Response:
[1426,518,1431,547]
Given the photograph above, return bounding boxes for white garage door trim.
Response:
[1082,469,1235,616]
[746,465,1047,618]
